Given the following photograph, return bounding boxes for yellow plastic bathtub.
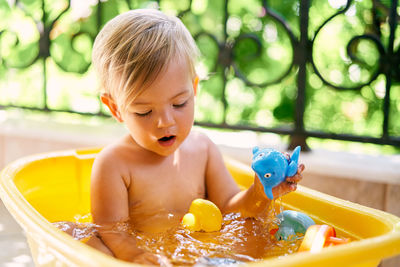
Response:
[1,148,400,267]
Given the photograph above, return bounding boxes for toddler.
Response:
[89,8,304,265]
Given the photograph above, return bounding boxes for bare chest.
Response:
[127,152,207,222]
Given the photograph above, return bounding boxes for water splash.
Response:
[53,203,302,266]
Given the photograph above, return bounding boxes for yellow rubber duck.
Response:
[181,199,222,232]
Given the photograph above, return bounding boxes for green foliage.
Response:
[0,61,44,107]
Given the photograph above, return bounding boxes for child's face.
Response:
[121,59,195,156]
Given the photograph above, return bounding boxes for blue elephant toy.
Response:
[251,146,301,199]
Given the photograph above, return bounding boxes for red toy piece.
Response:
[298,225,350,252]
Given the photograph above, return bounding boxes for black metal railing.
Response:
[0,0,399,150]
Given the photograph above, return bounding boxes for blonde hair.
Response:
[92,9,199,111]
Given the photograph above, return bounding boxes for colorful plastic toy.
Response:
[181,199,223,232]
[298,225,350,252]
[271,210,315,241]
[251,146,301,199]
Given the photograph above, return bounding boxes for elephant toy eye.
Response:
[264,173,271,178]
[257,153,265,158]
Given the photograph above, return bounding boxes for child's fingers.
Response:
[281,181,297,192]
[288,182,297,191]
[285,163,304,182]
[271,163,305,199]
[287,173,302,182]
[286,173,302,184]
[138,253,170,266]
[298,163,305,173]
[273,181,297,198]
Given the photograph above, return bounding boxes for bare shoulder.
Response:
[92,136,134,186]
[94,141,127,170]
[186,130,214,148]
[175,131,215,169]
[189,130,222,154]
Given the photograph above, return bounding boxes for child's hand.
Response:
[254,163,305,199]
[133,251,171,266]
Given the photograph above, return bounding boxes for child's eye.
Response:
[135,110,152,117]
[173,101,187,108]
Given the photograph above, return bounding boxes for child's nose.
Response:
[157,109,175,128]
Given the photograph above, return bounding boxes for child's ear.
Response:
[100,93,123,122]
[193,76,199,96]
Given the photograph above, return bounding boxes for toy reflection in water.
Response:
[251,146,301,199]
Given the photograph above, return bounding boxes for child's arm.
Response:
[90,148,166,265]
[204,138,304,218]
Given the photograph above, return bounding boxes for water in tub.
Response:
[53,200,304,266]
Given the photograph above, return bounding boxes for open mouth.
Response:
[158,135,176,147]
